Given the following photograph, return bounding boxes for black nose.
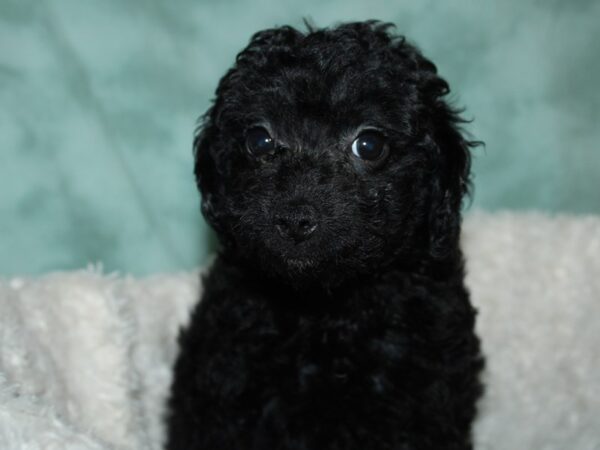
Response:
[274,204,318,243]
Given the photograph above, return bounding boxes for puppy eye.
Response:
[245,127,276,157]
[351,130,388,162]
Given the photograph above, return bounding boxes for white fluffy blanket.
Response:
[1,212,599,450]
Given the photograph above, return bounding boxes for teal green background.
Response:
[1,0,599,276]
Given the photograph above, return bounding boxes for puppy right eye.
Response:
[245,127,276,157]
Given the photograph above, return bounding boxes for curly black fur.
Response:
[167,21,484,450]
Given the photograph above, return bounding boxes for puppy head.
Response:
[195,21,475,288]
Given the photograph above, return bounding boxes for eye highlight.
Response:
[245,127,276,157]
[351,130,388,162]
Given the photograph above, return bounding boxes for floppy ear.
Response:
[400,51,471,259]
[392,38,475,259]
[427,101,474,260]
[193,116,222,233]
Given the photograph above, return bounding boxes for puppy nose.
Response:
[274,204,318,243]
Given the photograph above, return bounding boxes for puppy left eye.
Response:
[351,130,388,162]
[246,127,276,157]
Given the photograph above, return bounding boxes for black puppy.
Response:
[167,21,483,450]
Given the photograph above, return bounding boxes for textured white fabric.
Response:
[0,212,599,449]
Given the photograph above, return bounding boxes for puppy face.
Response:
[196,22,473,287]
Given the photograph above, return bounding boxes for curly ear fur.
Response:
[193,116,224,236]
[428,106,475,259]
[392,38,476,260]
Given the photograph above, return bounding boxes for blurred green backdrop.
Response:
[1,0,599,276]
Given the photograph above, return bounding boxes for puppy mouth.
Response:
[265,242,324,275]
[285,256,318,271]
